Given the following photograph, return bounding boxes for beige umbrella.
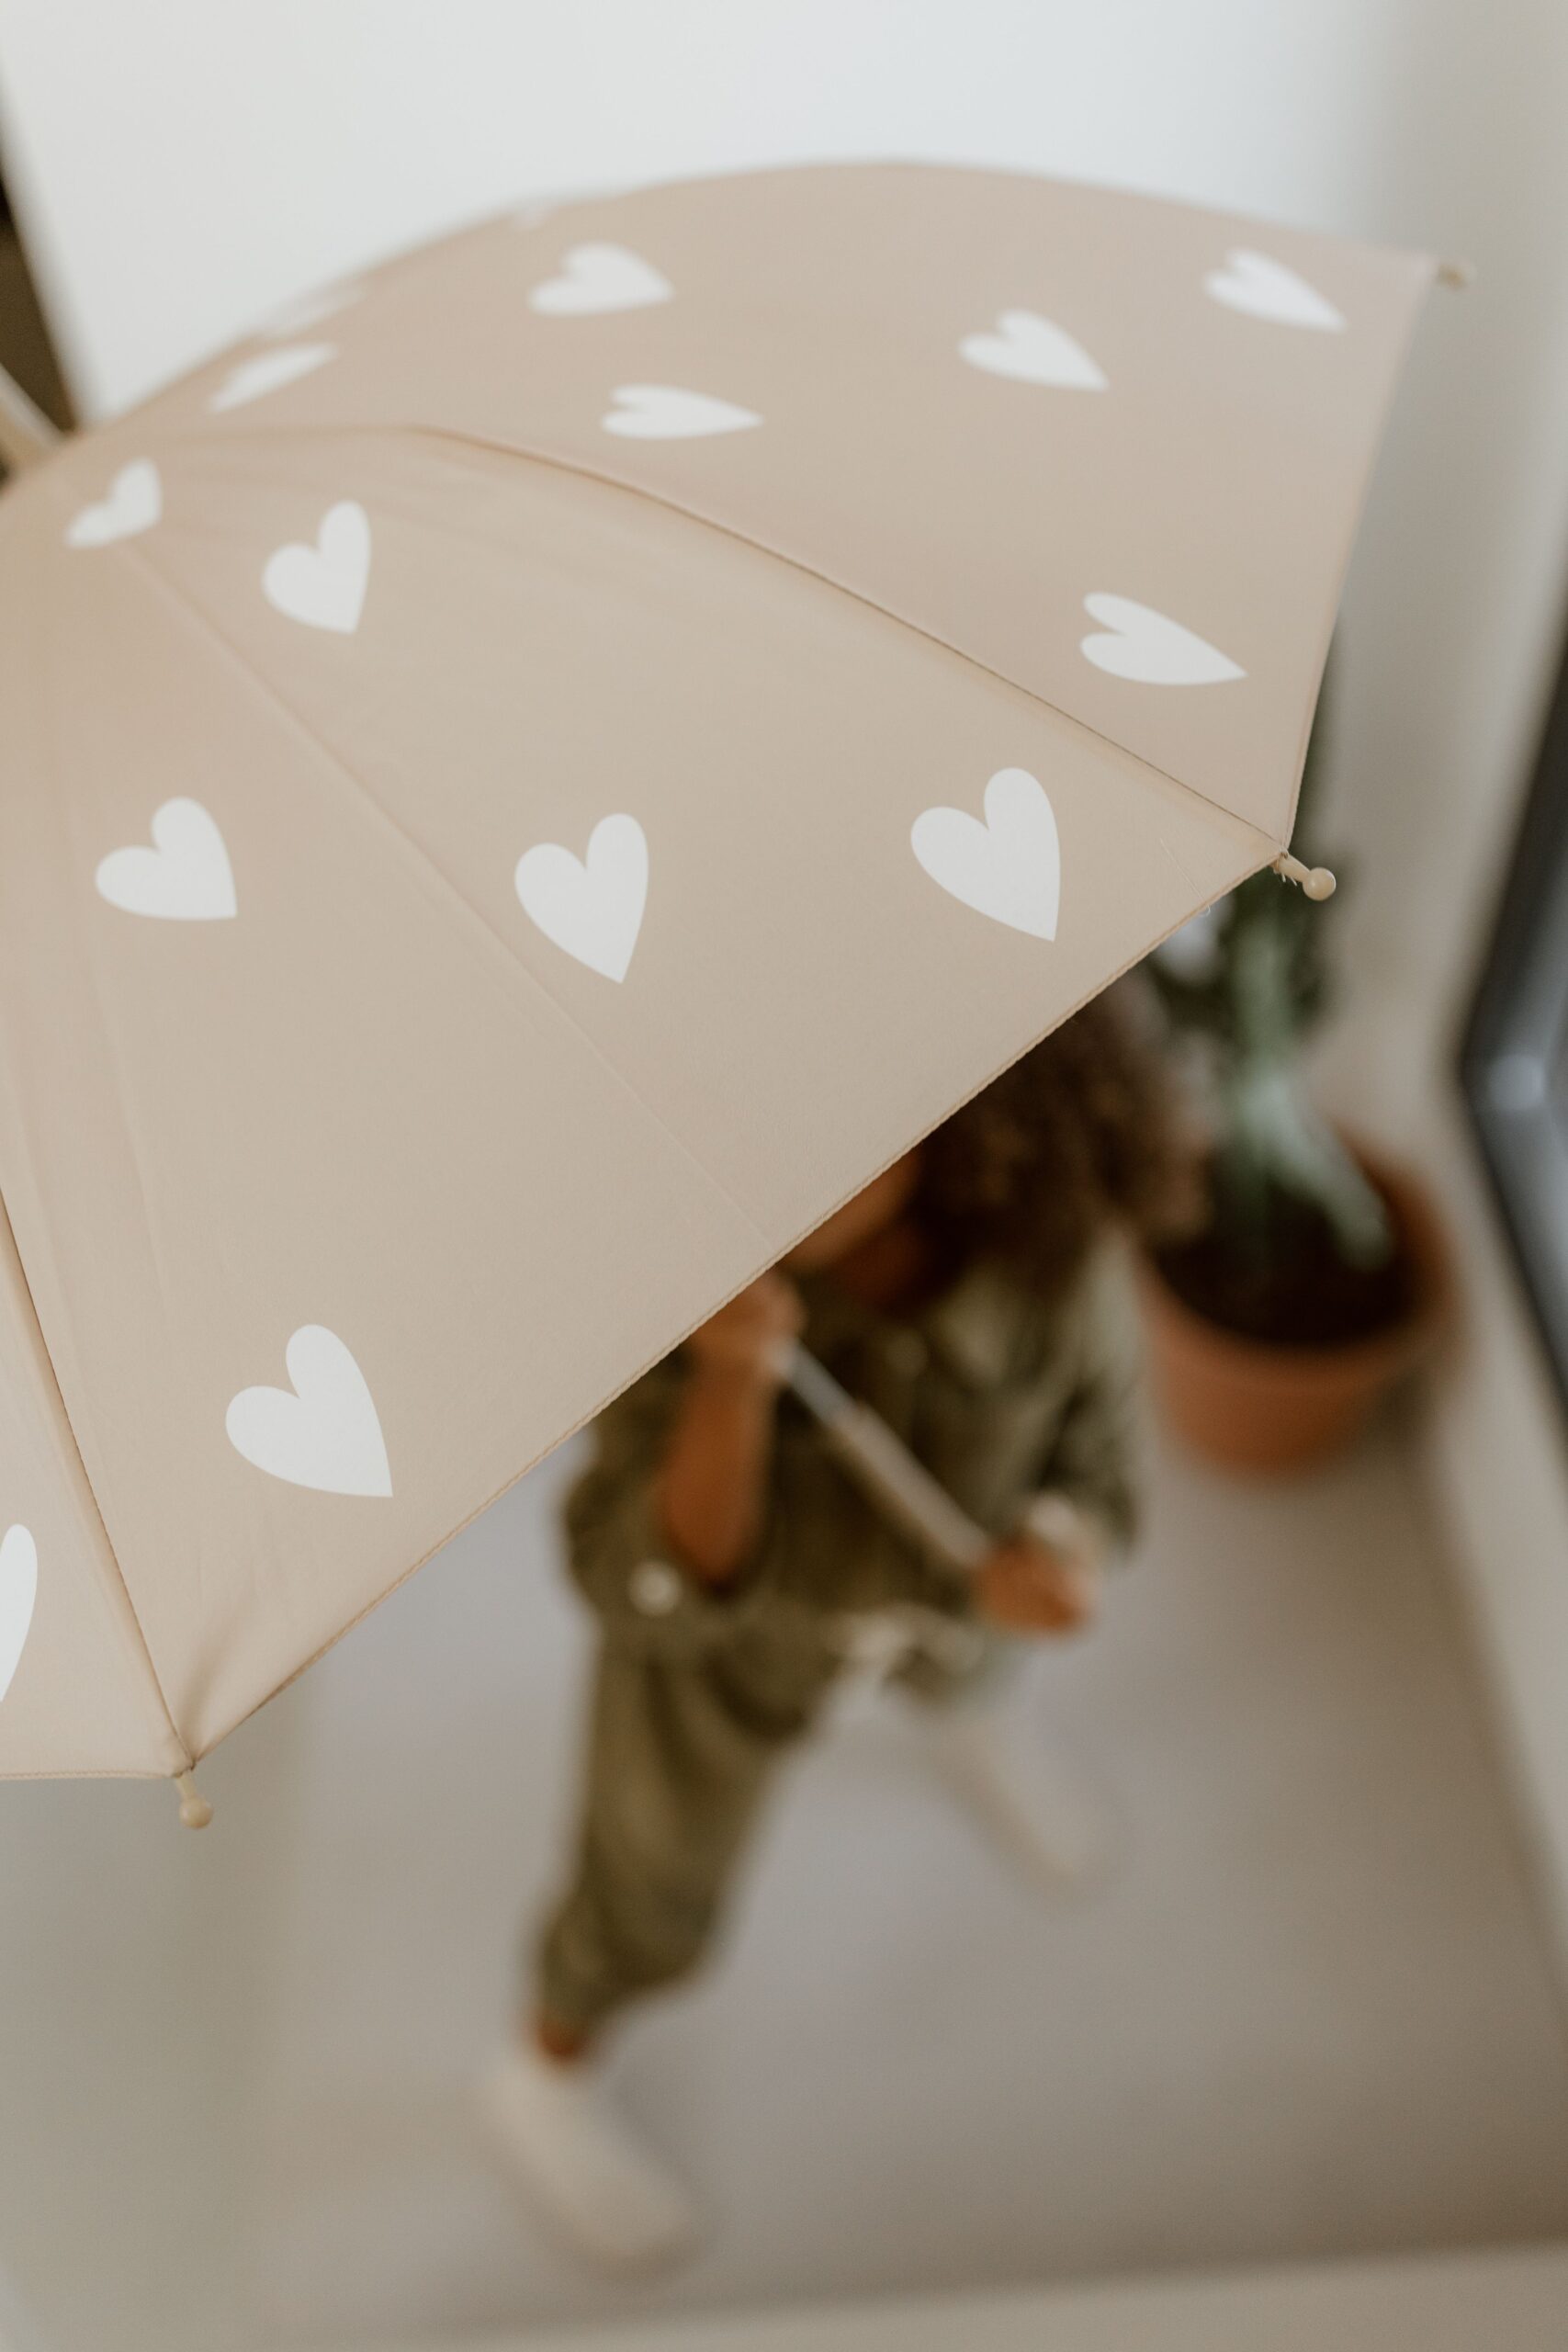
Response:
[0,163,1438,1821]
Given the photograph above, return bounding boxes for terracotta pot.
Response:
[1138,1153,1448,1476]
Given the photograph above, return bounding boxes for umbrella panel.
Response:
[1,431,1261,1764]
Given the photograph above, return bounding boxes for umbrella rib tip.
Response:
[175,1770,215,1830]
[1272,852,1337,901]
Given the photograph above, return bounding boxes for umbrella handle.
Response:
[774,1341,990,1576]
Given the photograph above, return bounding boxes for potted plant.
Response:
[1139,708,1446,1473]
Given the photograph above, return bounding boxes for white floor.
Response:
[326,2245,1568,2352]
[2,1419,1567,2352]
[251,1419,1568,2342]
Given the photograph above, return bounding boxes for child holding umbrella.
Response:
[485,983,1197,2266]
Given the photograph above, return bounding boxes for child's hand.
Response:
[685,1272,805,1388]
[976,1539,1097,1637]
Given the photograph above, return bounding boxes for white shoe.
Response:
[923,1699,1113,1891]
[478,2038,700,2272]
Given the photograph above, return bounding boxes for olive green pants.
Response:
[536,1627,985,2037]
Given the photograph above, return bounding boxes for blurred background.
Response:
[1,5,1567,2348]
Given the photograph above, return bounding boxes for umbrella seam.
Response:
[0,1182,193,1773]
[163,413,1293,854]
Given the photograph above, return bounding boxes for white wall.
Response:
[2,0,1566,1938]
[1408,1091,1568,1966]
[0,0,1460,419]
[1296,6,1568,1960]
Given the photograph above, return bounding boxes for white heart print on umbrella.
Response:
[263,501,371,634]
[227,1325,392,1498]
[959,311,1107,390]
[0,1524,38,1706]
[1204,249,1346,332]
[1080,594,1246,686]
[95,798,236,922]
[65,460,162,548]
[603,386,761,440]
[209,344,335,413]
[912,768,1060,940]
[515,813,648,981]
[530,244,671,314]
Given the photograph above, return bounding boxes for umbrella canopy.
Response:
[0,163,1433,1795]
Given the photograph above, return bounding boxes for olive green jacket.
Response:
[561,1246,1144,1668]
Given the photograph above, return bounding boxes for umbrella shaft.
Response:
[776,1342,989,1576]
